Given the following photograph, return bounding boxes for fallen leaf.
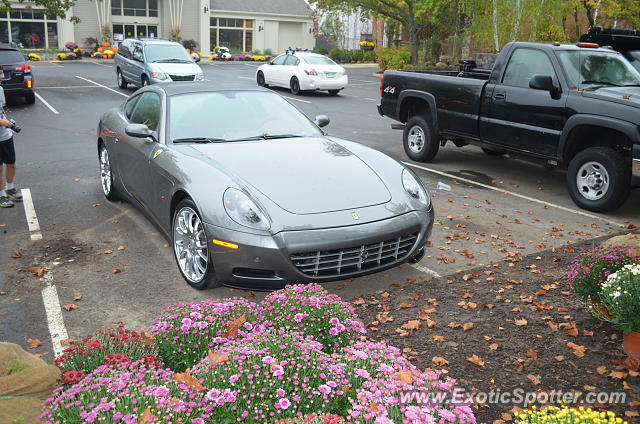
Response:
[462,322,474,332]
[609,370,628,379]
[567,342,586,357]
[467,354,485,367]
[396,371,413,384]
[402,320,421,331]
[432,356,449,366]
[527,374,541,385]
[206,349,229,365]
[514,363,524,372]
[163,243,171,248]
[73,178,80,182]
[63,303,78,311]
[596,366,607,375]
[353,298,366,305]
[26,338,42,349]
[112,219,120,224]
[514,319,528,326]
[104,250,114,254]
[432,335,444,342]
[10,250,22,259]
[27,267,47,277]
[625,411,639,418]
[397,302,414,310]
[489,343,499,351]
[224,315,246,339]
[524,349,538,359]
[174,368,203,390]
[73,295,82,301]
[141,331,155,347]
[112,268,122,274]
[117,245,126,251]
[138,408,153,424]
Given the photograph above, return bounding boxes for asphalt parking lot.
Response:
[0,59,638,360]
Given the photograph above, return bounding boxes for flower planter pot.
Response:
[589,296,612,320]
[623,331,640,360]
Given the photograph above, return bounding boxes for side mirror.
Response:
[314,114,330,128]
[125,123,156,142]
[193,55,201,63]
[529,74,560,97]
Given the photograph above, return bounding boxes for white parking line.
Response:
[402,161,627,227]
[91,60,113,68]
[238,76,253,80]
[37,85,98,89]
[21,188,42,240]
[410,263,441,278]
[42,269,69,358]
[281,95,312,104]
[75,75,129,98]
[34,92,59,114]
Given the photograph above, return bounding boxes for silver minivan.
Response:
[115,38,203,88]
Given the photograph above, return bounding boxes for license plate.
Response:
[325,72,336,79]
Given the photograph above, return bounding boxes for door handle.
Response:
[494,93,506,101]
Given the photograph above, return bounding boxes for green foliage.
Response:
[6,360,29,373]
[264,48,273,55]
[181,39,198,51]
[598,264,640,334]
[0,0,73,17]
[328,48,344,62]
[376,48,411,71]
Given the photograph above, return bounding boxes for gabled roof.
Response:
[210,0,312,17]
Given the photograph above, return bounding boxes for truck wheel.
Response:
[567,147,631,212]
[403,116,439,162]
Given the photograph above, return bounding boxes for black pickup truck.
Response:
[378,41,640,212]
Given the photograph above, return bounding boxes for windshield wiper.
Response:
[581,80,621,87]
[172,137,227,144]
[229,134,304,142]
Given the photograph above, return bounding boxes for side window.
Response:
[502,49,556,88]
[284,55,299,66]
[129,92,161,132]
[124,95,140,120]
[118,44,130,59]
[271,54,286,65]
[132,44,144,62]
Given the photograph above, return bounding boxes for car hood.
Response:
[582,86,640,107]
[148,62,201,75]
[191,137,392,214]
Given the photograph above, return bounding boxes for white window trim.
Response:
[0,10,58,49]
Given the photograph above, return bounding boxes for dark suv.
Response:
[0,43,34,104]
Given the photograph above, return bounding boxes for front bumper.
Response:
[205,208,434,287]
[300,75,348,91]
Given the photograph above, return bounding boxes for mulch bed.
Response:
[349,235,640,423]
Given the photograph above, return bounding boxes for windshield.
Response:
[169,91,323,142]
[626,51,640,73]
[144,44,192,63]
[556,50,640,89]
[303,56,336,65]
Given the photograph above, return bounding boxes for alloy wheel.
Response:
[99,146,111,196]
[576,161,610,201]
[407,125,425,153]
[173,207,208,283]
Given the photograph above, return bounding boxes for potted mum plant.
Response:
[597,263,640,359]
[566,245,638,318]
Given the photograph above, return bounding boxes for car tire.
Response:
[290,77,301,95]
[172,198,220,290]
[24,92,35,104]
[567,147,631,212]
[481,147,506,156]
[117,69,128,89]
[98,142,119,201]
[403,115,439,162]
[328,89,340,96]
[257,71,268,87]
[141,75,149,87]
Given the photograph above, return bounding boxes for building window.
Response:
[0,9,57,49]
[113,23,158,40]
[112,0,158,17]
[210,18,254,52]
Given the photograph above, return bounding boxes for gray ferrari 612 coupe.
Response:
[97,83,434,289]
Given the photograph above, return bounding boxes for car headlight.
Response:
[195,73,204,81]
[151,72,168,80]
[223,188,270,231]
[402,169,431,207]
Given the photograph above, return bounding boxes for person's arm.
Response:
[0,118,11,128]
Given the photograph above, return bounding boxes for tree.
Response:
[311,0,445,65]
[0,0,74,18]
[318,11,346,48]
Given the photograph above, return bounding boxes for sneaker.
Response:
[6,188,22,202]
[0,195,14,208]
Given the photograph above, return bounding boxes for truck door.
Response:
[484,48,567,157]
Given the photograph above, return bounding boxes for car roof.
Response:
[0,43,18,51]
[134,38,181,46]
[509,41,620,53]
[143,82,272,97]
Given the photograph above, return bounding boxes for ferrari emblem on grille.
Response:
[351,212,359,220]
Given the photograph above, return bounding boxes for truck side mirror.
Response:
[529,75,560,98]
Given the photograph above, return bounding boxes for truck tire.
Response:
[403,116,439,162]
[567,147,631,212]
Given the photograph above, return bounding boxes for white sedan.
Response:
[256,52,348,96]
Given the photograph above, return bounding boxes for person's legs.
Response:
[2,138,20,202]
[0,141,14,208]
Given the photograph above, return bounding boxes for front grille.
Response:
[169,74,195,81]
[291,233,418,277]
